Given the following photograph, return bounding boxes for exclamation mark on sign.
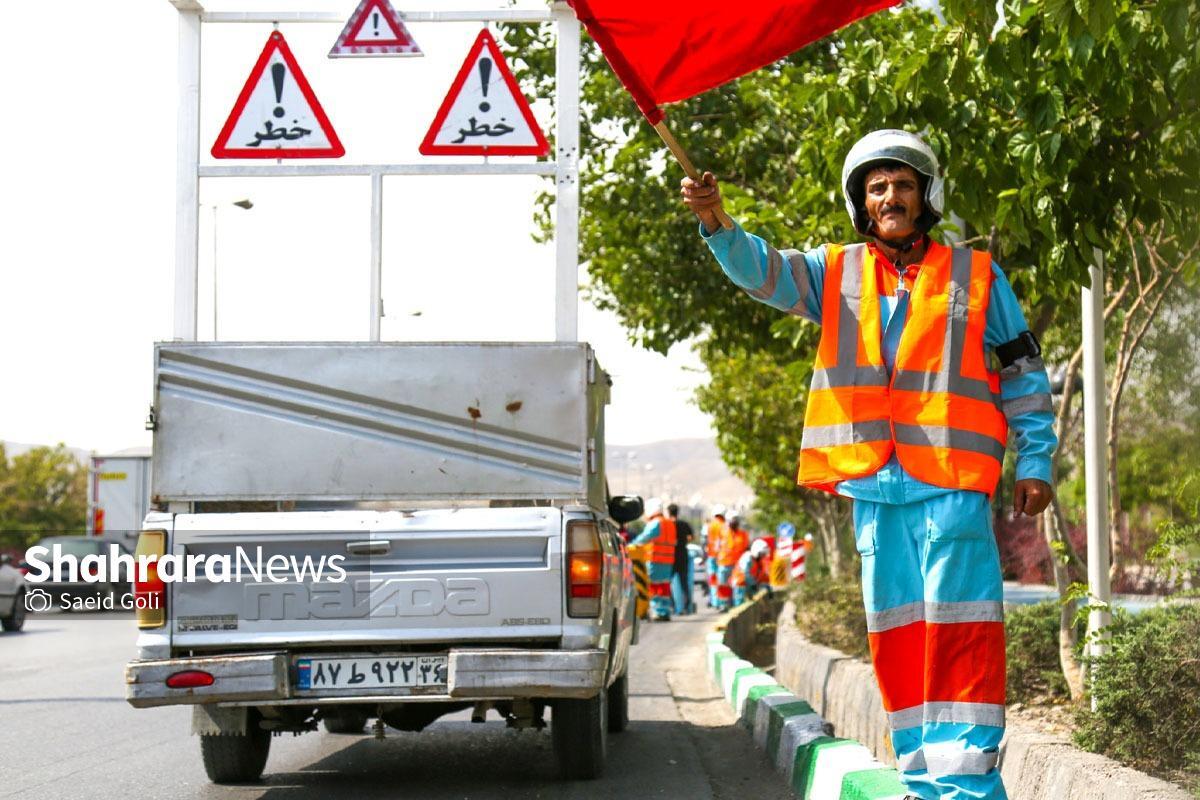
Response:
[372,11,380,36]
[478,57,492,112]
[271,62,286,118]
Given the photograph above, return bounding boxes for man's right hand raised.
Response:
[681,171,725,235]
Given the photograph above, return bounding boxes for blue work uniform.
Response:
[702,221,1057,800]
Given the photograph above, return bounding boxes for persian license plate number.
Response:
[296,655,447,690]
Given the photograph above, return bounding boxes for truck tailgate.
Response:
[165,508,564,649]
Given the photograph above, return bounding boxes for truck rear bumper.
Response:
[126,648,608,708]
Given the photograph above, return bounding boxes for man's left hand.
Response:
[1013,479,1054,517]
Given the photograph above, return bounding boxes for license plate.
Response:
[296,655,447,690]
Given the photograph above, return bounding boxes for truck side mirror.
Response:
[608,496,643,525]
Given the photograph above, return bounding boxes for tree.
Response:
[0,444,87,551]
[504,0,1199,691]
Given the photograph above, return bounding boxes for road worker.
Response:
[682,129,1057,800]
[704,505,728,607]
[631,498,677,621]
[668,503,696,615]
[716,514,750,611]
[731,538,772,606]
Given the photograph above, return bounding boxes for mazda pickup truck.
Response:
[124,342,640,782]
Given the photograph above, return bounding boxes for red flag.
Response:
[568,1,899,124]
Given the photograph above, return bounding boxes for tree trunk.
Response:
[1042,512,1086,700]
[813,495,850,579]
[1107,421,1124,582]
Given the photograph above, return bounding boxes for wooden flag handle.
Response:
[652,120,735,231]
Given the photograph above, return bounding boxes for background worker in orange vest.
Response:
[682,129,1057,800]
[731,538,773,606]
[716,514,750,611]
[631,498,677,621]
[704,505,728,607]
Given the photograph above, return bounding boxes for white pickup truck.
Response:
[124,342,641,782]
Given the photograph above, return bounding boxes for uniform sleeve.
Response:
[985,262,1058,484]
[631,519,660,546]
[700,221,825,323]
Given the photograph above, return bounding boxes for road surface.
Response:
[0,607,791,800]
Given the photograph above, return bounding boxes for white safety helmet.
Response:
[842,129,944,238]
[644,497,663,518]
[750,539,770,559]
[711,504,727,518]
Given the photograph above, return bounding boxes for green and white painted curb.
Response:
[708,623,906,800]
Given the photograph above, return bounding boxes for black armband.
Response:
[996,330,1041,368]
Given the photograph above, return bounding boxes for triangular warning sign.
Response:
[419,28,549,157]
[212,31,344,159]
[329,0,422,58]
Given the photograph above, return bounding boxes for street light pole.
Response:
[211,199,253,341]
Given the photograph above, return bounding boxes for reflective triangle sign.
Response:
[329,0,422,58]
[212,31,345,159]
[419,28,549,157]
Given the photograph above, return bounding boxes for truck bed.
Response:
[150,342,609,506]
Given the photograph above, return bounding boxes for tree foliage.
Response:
[0,444,87,551]
[503,0,1200,524]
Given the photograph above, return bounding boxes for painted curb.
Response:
[709,599,907,800]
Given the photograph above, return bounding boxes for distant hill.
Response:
[607,438,755,511]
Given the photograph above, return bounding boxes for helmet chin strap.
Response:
[868,224,926,255]
[865,213,932,259]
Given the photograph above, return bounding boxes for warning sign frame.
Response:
[212,31,345,159]
[419,28,549,157]
[329,0,423,58]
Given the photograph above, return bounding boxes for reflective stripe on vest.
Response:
[649,516,677,564]
[798,241,1008,495]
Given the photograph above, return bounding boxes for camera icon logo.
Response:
[24,588,54,613]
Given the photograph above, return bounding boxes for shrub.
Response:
[792,571,870,660]
[1074,604,1200,788]
[1004,601,1075,704]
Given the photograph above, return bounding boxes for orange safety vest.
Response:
[718,526,749,568]
[732,554,770,587]
[798,241,1008,496]
[648,515,678,565]
[705,519,726,558]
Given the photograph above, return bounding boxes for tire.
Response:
[199,715,271,784]
[1,591,25,632]
[553,690,607,780]
[322,709,369,734]
[607,671,629,733]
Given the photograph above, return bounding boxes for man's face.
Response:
[863,164,923,240]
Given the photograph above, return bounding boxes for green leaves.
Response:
[500,0,1200,517]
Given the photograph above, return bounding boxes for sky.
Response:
[0,1,714,454]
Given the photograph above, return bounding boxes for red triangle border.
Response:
[419,28,549,157]
[212,31,345,159]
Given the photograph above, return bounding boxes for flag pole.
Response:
[652,120,735,231]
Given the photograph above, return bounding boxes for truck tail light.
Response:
[166,670,214,689]
[567,520,603,618]
[93,507,105,535]
[134,529,167,629]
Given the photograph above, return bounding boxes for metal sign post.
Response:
[1082,247,1113,697]
[167,1,579,343]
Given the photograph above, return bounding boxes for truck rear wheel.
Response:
[552,690,607,780]
[607,671,629,733]
[199,714,271,784]
[322,708,369,734]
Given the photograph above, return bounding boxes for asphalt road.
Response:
[0,606,792,800]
